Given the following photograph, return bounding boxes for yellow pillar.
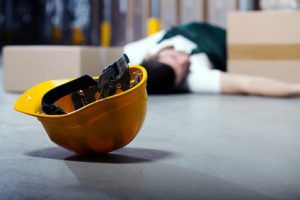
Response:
[147,17,161,36]
[100,21,111,47]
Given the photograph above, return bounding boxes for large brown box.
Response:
[3,46,123,92]
[228,11,300,83]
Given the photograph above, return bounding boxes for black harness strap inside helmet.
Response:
[98,54,130,98]
[42,75,97,115]
[41,54,131,115]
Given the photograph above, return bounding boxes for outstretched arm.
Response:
[220,73,300,97]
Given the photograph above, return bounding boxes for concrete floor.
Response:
[1,60,300,199]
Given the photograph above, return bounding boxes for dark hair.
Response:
[140,57,176,94]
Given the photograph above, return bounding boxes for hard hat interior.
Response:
[14,66,146,118]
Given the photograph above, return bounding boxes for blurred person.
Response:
[124,22,300,97]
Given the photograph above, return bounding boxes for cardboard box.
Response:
[3,46,123,92]
[228,11,300,83]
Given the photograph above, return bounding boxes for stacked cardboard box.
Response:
[3,46,123,92]
[228,11,300,83]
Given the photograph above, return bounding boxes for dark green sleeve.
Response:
[159,22,227,71]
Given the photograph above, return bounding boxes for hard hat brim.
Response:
[14,65,147,118]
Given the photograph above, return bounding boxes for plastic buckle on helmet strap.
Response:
[98,54,130,98]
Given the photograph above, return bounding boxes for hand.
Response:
[158,49,190,85]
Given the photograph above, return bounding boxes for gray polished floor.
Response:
[1,61,300,199]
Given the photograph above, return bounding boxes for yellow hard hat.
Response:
[14,54,148,154]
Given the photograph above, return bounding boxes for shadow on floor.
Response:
[63,157,271,200]
[26,146,176,164]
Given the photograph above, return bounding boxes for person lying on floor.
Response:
[124,22,300,97]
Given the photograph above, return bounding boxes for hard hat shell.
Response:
[14,66,147,154]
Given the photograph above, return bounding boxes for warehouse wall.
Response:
[0,0,265,48]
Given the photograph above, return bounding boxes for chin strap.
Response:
[42,54,130,115]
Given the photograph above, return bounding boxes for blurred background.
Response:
[0,0,299,50]
[1,0,299,93]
